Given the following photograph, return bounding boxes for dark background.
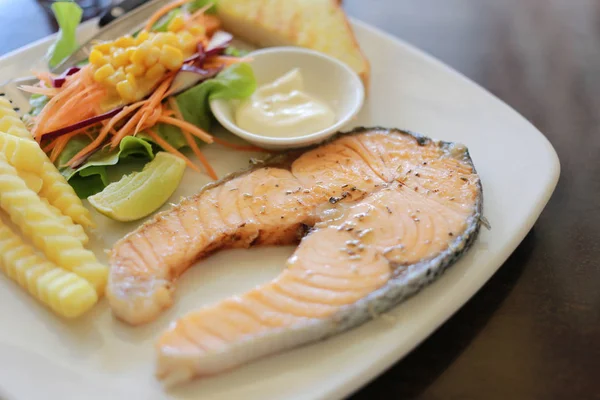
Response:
[2,1,599,399]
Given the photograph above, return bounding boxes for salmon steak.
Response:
[107,127,483,384]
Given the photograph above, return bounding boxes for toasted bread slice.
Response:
[216,0,370,87]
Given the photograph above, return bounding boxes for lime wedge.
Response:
[88,152,186,222]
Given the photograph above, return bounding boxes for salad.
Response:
[22,0,259,199]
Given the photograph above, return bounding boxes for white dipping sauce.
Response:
[235,68,336,138]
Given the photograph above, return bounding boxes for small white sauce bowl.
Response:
[210,46,365,150]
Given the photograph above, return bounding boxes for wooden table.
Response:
[2,1,599,399]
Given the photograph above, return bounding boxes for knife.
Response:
[99,0,152,27]
[52,0,171,74]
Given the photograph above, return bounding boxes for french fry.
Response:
[38,162,96,228]
[6,125,33,139]
[17,170,43,193]
[0,116,28,136]
[41,197,89,245]
[0,98,20,119]
[0,98,95,228]
[0,132,46,173]
[0,218,98,318]
[0,154,106,294]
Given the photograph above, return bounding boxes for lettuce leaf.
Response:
[152,0,216,32]
[187,0,217,14]
[175,63,256,130]
[152,9,181,32]
[29,94,50,116]
[225,46,250,57]
[138,123,187,149]
[59,136,155,198]
[47,1,83,68]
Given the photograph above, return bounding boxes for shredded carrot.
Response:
[50,136,69,163]
[204,14,221,35]
[48,86,104,126]
[50,129,85,163]
[84,128,97,141]
[168,98,217,179]
[146,129,200,172]
[144,0,192,31]
[182,130,216,178]
[157,116,213,143]
[32,65,105,141]
[19,85,59,97]
[162,83,185,99]
[212,136,270,152]
[34,71,54,87]
[144,105,164,129]
[189,2,213,21]
[42,138,58,153]
[66,100,147,166]
[166,97,180,115]
[131,73,175,137]
[111,111,144,147]
[212,56,253,65]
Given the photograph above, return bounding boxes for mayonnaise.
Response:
[235,68,336,138]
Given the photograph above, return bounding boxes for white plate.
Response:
[0,18,559,400]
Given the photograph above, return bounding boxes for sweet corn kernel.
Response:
[188,24,206,37]
[89,49,106,66]
[159,45,184,71]
[93,64,115,83]
[125,73,137,87]
[111,49,130,68]
[146,63,166,81]
[124,47,136,61]
[178,31,197,54]
[151,34,167,47]
[93,42,112,53]
[114,35,135,48]
[131,43,150,65]
[145,46,161,67]
[89,24,209,103]
[167,14,185,32]
[163,32,179,47]
[116,80,137,103]
[125,64,146,77]
[135,30,150,45]
[106,69,126,86]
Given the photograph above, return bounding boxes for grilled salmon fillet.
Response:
[215,0,370,87]
[107,127,482,383]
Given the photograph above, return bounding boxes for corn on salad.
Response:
[90,15,206,106]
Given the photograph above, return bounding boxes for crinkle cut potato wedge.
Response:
[107,127,482,384]
[216,0,370,87]
[0,154,107,295]
[0,97,94,229]
[0,218,97,319]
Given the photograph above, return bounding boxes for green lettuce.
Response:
[59,136,155,198]
[225,46,250,57]
[152,9,182,32]
[175,63,256,130]
[47,1,83,68]
[152,0,217,32]
[28,94,50,116]
[186,0,218,14]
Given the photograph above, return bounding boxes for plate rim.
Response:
[0,16,560,400]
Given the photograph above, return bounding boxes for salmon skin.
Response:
[107,127,482,383]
